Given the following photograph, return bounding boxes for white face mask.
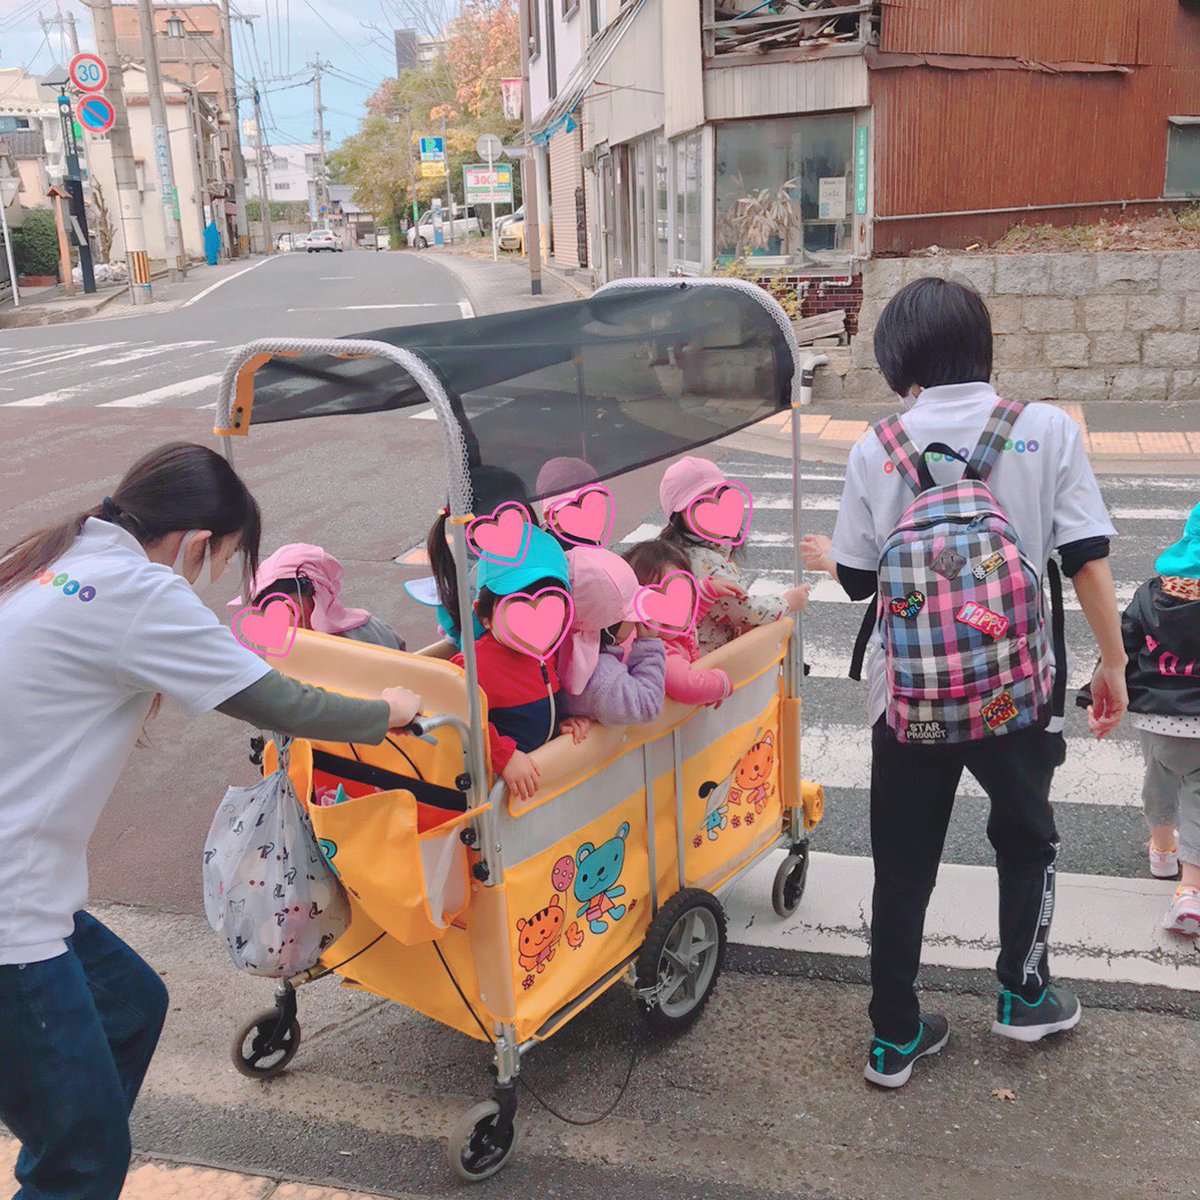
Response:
[172,530,214,585]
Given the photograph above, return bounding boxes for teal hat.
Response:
[477,525,569,595]
[1157,502,1200,580]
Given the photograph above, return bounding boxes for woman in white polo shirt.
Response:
[0,442,420,1200]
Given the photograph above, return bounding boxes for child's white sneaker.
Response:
[1149,841,1180,879]
[1161,888,1200,936]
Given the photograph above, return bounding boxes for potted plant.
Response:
[715,173,800,265]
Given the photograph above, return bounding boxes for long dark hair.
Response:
[658,512,745,564]
[428,464,534,634]
[0,442,262,599]
[624,537,691,584]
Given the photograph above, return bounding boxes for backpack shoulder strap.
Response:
[874,414,924,496]
[967,398,1027,482]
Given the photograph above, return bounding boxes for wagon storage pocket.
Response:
[306,788,470,946]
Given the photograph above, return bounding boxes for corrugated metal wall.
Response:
[873,1,1200,251]
[704,54,869,120]
[549,125,584,269]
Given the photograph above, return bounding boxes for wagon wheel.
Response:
[771,844,810,918]
[231,1009,301,1079]
[636,889,726,1035]
[446,1100,519,1182]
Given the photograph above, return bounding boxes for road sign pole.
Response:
[57,94,95,294]
[442,115,452,246]
[487,143,497,262]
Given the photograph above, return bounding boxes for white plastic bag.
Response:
[203,737,349,978]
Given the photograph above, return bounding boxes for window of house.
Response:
[529,0,542,59]
[671,130,702,266]
[563,0,578,17]
[714,112,855,263]
[274,182,289,191]
[588,0,601,34]
[1166,118,1200,197]
[545,0,558,97]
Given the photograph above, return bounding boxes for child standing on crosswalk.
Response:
[1119,502,1200,934]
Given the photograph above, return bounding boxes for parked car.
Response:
[406,206,483,248]
[494,205,524,237]
[305,229,342,253]
[498,216,525,254]
[359,231,377,249]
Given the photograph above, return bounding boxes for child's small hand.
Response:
[707,576,747,601]
[502,751,541,801]
[800,535,836,577]
[783,583,811,613]
[634,622,662,640]
[560,716,591,744]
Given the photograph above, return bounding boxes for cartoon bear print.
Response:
[574,822,630,934]
[516,894,565,974]
[729,731,776,814]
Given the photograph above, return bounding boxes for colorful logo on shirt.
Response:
[232,592,300,659]
[883,438,1039,474]
[37,569,97,602]
[982,691,1019,730]
[972,552,1006,581]
[889,590,926,619]
[956,600,1009,640]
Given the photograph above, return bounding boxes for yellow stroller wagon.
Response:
[211,277,826,1181]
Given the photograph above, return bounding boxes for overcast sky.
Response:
[0,0,410,149]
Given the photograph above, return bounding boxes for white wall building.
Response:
[245,141,319,210]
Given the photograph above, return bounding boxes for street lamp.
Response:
[0,163,21,309]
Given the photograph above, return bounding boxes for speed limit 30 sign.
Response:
[69,52,109,94]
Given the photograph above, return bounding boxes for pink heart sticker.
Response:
[546,484,615,547]
[467,502,532,565]
[634,570,700,638]
[685,481,753,546]
[232,593,300,659]
[493,586,574,661]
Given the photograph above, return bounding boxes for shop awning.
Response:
[532,0,650,145]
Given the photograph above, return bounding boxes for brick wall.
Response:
[828,251,1200,405]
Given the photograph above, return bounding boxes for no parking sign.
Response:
[77,94,115,136]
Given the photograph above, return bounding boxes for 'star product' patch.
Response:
[907,720,948,742]
[930,549,966,580]
[972,551,1005,581]
[982,691,1018,730]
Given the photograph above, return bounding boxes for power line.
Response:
[299,0,386,80]
[0,0,48,35]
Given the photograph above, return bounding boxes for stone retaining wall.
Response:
[819,251,1200,404]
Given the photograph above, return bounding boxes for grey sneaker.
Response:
[992,985,1081,1042]
[864,1014,950,1089]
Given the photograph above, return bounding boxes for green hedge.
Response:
[11,208,60,278]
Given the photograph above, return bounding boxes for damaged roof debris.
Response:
[704,0,876,58]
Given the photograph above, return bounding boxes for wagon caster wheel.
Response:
[636,888,726,1035]
[447,1100,519,1182]
[231,1009,301,1079]
[772,844,810,918]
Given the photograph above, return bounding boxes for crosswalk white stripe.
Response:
[97,373,224,408]
[1111,506,1193,521]
[722,850,1200,991]
[801,720,1142,807]
[0,344,130,378]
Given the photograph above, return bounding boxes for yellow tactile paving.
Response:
[1186,432,1200,453]
[1086,431,1142,455]
[1058,403,1088,433]
[1136,431,1193,456]
[399,546,430,566]
[271,1184,389,1200]
[817,419,870,443]
[122,1161,276,1199]
[796,413,830,436]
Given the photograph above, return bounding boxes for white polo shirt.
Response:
[829,383,1115,725]
[0,519,270,965]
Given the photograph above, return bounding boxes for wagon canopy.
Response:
[230,282,794,502]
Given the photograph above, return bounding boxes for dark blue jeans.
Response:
[0,912,169,1200]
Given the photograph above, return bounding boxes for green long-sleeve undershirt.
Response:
[216,671,390,745]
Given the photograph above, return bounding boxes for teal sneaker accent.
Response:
[864,1014,950,1089]
[993,985,1081,1043]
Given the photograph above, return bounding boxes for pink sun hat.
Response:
[557,546,640,694]
[659,456,727,518]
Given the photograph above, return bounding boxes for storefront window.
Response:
[715,114,854,263]
[654,135,668,270]
[672,131,702,266]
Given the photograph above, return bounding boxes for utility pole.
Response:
[516,0,542,295]
[310,57,329,229]
[218,0,249,255]
[136,0,186,280]
[88,0,152,302]
[441,112,452,244]
[251,84,273,253]
[40,11,81,55]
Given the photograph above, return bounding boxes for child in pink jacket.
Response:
[624,539,734,708]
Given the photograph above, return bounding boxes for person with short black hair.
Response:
[801,277,1127,1088]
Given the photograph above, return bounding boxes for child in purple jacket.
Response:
[557,547,667,727]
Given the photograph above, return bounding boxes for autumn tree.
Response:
[444,0,519,119]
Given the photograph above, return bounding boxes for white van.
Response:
[406,206,483,248]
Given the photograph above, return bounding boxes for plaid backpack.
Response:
[856,399,1064,744]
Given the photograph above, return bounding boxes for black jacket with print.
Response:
[1121,579,1200,718]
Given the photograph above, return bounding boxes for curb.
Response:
[0,266,184,330]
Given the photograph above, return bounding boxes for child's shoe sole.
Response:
[991,1005,1082,1043]
[1162,912,1200,935]
[863,1026,949,1088]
